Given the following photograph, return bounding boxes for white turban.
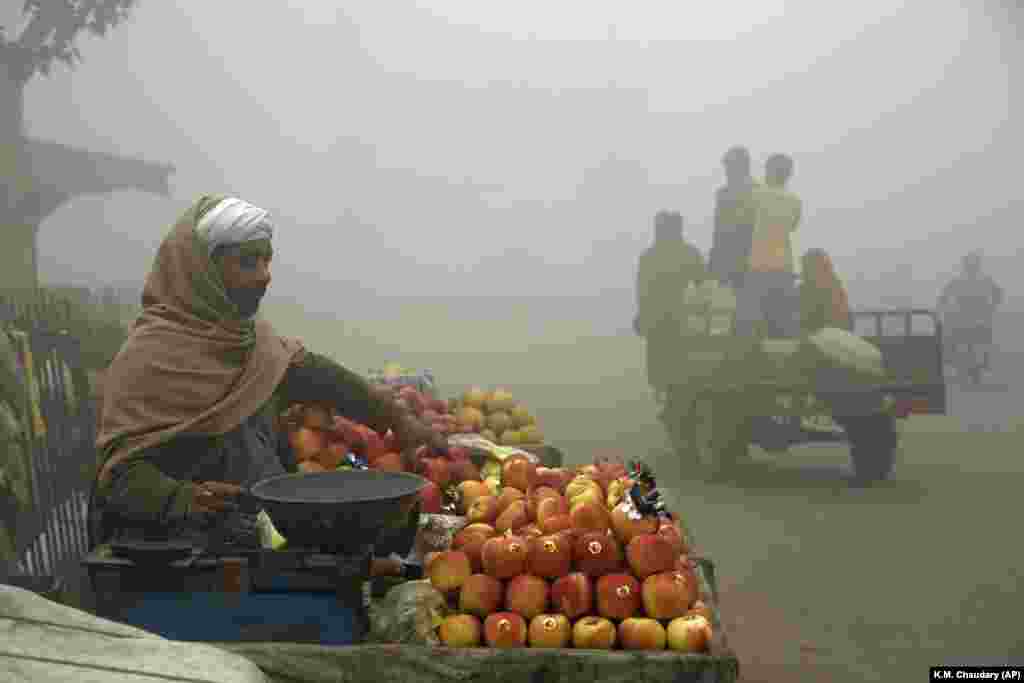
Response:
[195,197,273,256]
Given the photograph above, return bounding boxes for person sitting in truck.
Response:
[799,248,852,333]
[937,250,1003,362]
[736,153,803,337]
[634,211,708,405]
[709,146,758,289]
[91,195,446,547]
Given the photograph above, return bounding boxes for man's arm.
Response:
[278,352,437,453]
[102,454,196,527]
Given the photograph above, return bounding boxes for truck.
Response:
[659,304,947,485]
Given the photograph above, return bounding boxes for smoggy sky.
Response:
[22,1,1020,312]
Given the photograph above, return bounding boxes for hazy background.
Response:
[12,2,1024,680]
[25,0,1020,330]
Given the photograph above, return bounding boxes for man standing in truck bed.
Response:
[709,146,758,289]
[736,153,803,337]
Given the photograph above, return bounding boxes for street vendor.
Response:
[91,195,446,546]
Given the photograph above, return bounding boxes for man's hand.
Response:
[393,415,449,469]
[189,481,242,516]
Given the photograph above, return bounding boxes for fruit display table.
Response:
[211,555,738,683]
[214,640,739,683]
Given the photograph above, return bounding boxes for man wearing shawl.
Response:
[634,211,708,404]
[92,195,445,545]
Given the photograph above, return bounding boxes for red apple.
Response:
[550,572,593,620]
[419,481,444,514]
[666,615,712,653]
[289,427,327,462]
[595,573,642,621]
[417,457,451,488]
[484,612,527,648]
[446,446,470,463]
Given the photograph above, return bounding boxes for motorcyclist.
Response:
[938,251,1003,375]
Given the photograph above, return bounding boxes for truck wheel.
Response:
[840,413,899,486]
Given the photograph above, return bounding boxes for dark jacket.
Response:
[709,180,757,286]
[96,352,395,543]
[636,237,707,388]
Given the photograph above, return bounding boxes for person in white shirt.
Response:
[735,154,803,337]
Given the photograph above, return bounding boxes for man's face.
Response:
[217,239,273,318]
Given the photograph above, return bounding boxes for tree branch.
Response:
[15,2,140,80]
[15,2,58,53]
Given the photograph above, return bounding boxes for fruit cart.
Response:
[81,454,740,683]
[209,507,739,683]
[211,553,739,683]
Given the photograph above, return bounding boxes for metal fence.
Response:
[1,293,98,591]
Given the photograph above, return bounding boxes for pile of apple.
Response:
[279,402,486,513]
[424,455,714,653]
[453,387,544,446]
[279,403,375,472]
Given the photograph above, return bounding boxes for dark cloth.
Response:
[95,351,399,544]
[735,271,800,337]
[799,250,853,333]
[709,181,757,287]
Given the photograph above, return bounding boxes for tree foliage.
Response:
[0,1,139,81]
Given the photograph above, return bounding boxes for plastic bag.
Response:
[367,580,449,646]
[409,514,466,564]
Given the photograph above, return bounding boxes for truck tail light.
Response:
[894,397,931,417]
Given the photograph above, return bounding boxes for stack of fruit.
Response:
[281,386,459,463]
[424,455,715,652]
[280,403,364,473]
[279,402,486,514]
[453,387,544,446]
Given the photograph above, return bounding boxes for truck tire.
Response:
[839,412,899,486]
